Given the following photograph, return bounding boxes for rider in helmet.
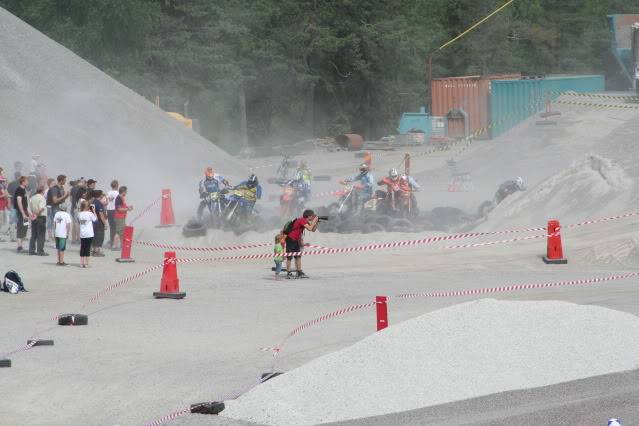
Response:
[233,174,263,219]
[342,163,375,212]
[495,176,526,204]
[199,167,229,198]
[378,168,411,211]
[293,160,312,203]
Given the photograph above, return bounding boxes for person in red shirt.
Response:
[112,186,133,250]
[377,168,411,212]
[285,209,319,279]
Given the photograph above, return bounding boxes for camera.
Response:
[317,215,330,222]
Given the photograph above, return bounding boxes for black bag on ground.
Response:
[3,270,27,293]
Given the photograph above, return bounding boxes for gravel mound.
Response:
[0,7,248,220]
[222,299,639,425]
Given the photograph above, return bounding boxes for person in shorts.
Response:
[113,186,132,250]
[53,203,71,266]
[77,199,97,268]
[106,180,119,248]
[91,190,107,257]
[284,209,319,279]
[273,232,285,280]
[13,176,30,252]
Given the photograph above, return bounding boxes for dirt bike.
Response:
[197,191,227,228]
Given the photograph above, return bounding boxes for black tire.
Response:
[319,223,337,233]
[313,175,331,181]
[182,219,206,238]
[363,222,385,234]
[337,218,361,233]
[477,200,495,217]
[390,218,413,232]
[374,214,392,227]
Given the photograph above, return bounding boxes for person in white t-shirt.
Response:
[53,203,72,266]
[106,179,119,249]
[77,199,97,268]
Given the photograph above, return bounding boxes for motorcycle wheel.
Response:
[363,222,385,234]
[390,218,413,233]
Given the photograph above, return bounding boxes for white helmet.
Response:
[389,168,399,178]
[359,163,369,172]
[515,176,524,190]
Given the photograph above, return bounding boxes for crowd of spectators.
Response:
[0,161,132,267]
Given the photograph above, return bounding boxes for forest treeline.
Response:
[2,0,638,153]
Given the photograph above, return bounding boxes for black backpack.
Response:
[3,270,27,293]
[282,218,297,235]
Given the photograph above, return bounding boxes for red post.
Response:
[116,225,135,263]
[157,189,176,227]
[543,219,567,264]
[376,296,388,331]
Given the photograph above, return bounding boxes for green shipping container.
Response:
[490,75,605,138]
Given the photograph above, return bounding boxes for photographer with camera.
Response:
[283,209,319,279]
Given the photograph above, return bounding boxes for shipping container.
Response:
[431,74,519,139]
[607,14,639,85]
[490,75,605,138]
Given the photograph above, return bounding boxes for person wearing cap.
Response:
[340,163,375,213]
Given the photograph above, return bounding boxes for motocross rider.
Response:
[341,163,375,213]
[495,176,525,204]
[232,174,263,219]
[378,168,411,211]
[199,167,229,199]
[294,160,312,201]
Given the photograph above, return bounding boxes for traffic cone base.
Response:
[542,256,568,264]
[153,291,186,299]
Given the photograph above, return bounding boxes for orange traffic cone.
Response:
[115,225,135,263]
[542,219,567,264]
[153,251,186,299]
[156,189,176,228]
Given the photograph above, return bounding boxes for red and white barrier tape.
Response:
[129,196,163,225]
[173,230,548,265]
[145,407,191,426]
[82,263,164,307]
[133,240,328,252]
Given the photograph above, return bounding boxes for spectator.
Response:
[70,178,86,243]
[106,180,119,248]
[273,232,285,280]
[6,172,21,242]
[45,177,55,241]
[91,190,107,257]
[28,185,48,256]
[13,176,31,253]
[77,199,97,268]
[49,174,70,215]
[0,174,8,238]
[53,203,71,266]
[113,186,133,250]
[284,209,319,279]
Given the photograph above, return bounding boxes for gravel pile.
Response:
[0,7,248,218]
[222,299,639,425]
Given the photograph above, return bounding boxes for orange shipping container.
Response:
[431,74,519,139]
